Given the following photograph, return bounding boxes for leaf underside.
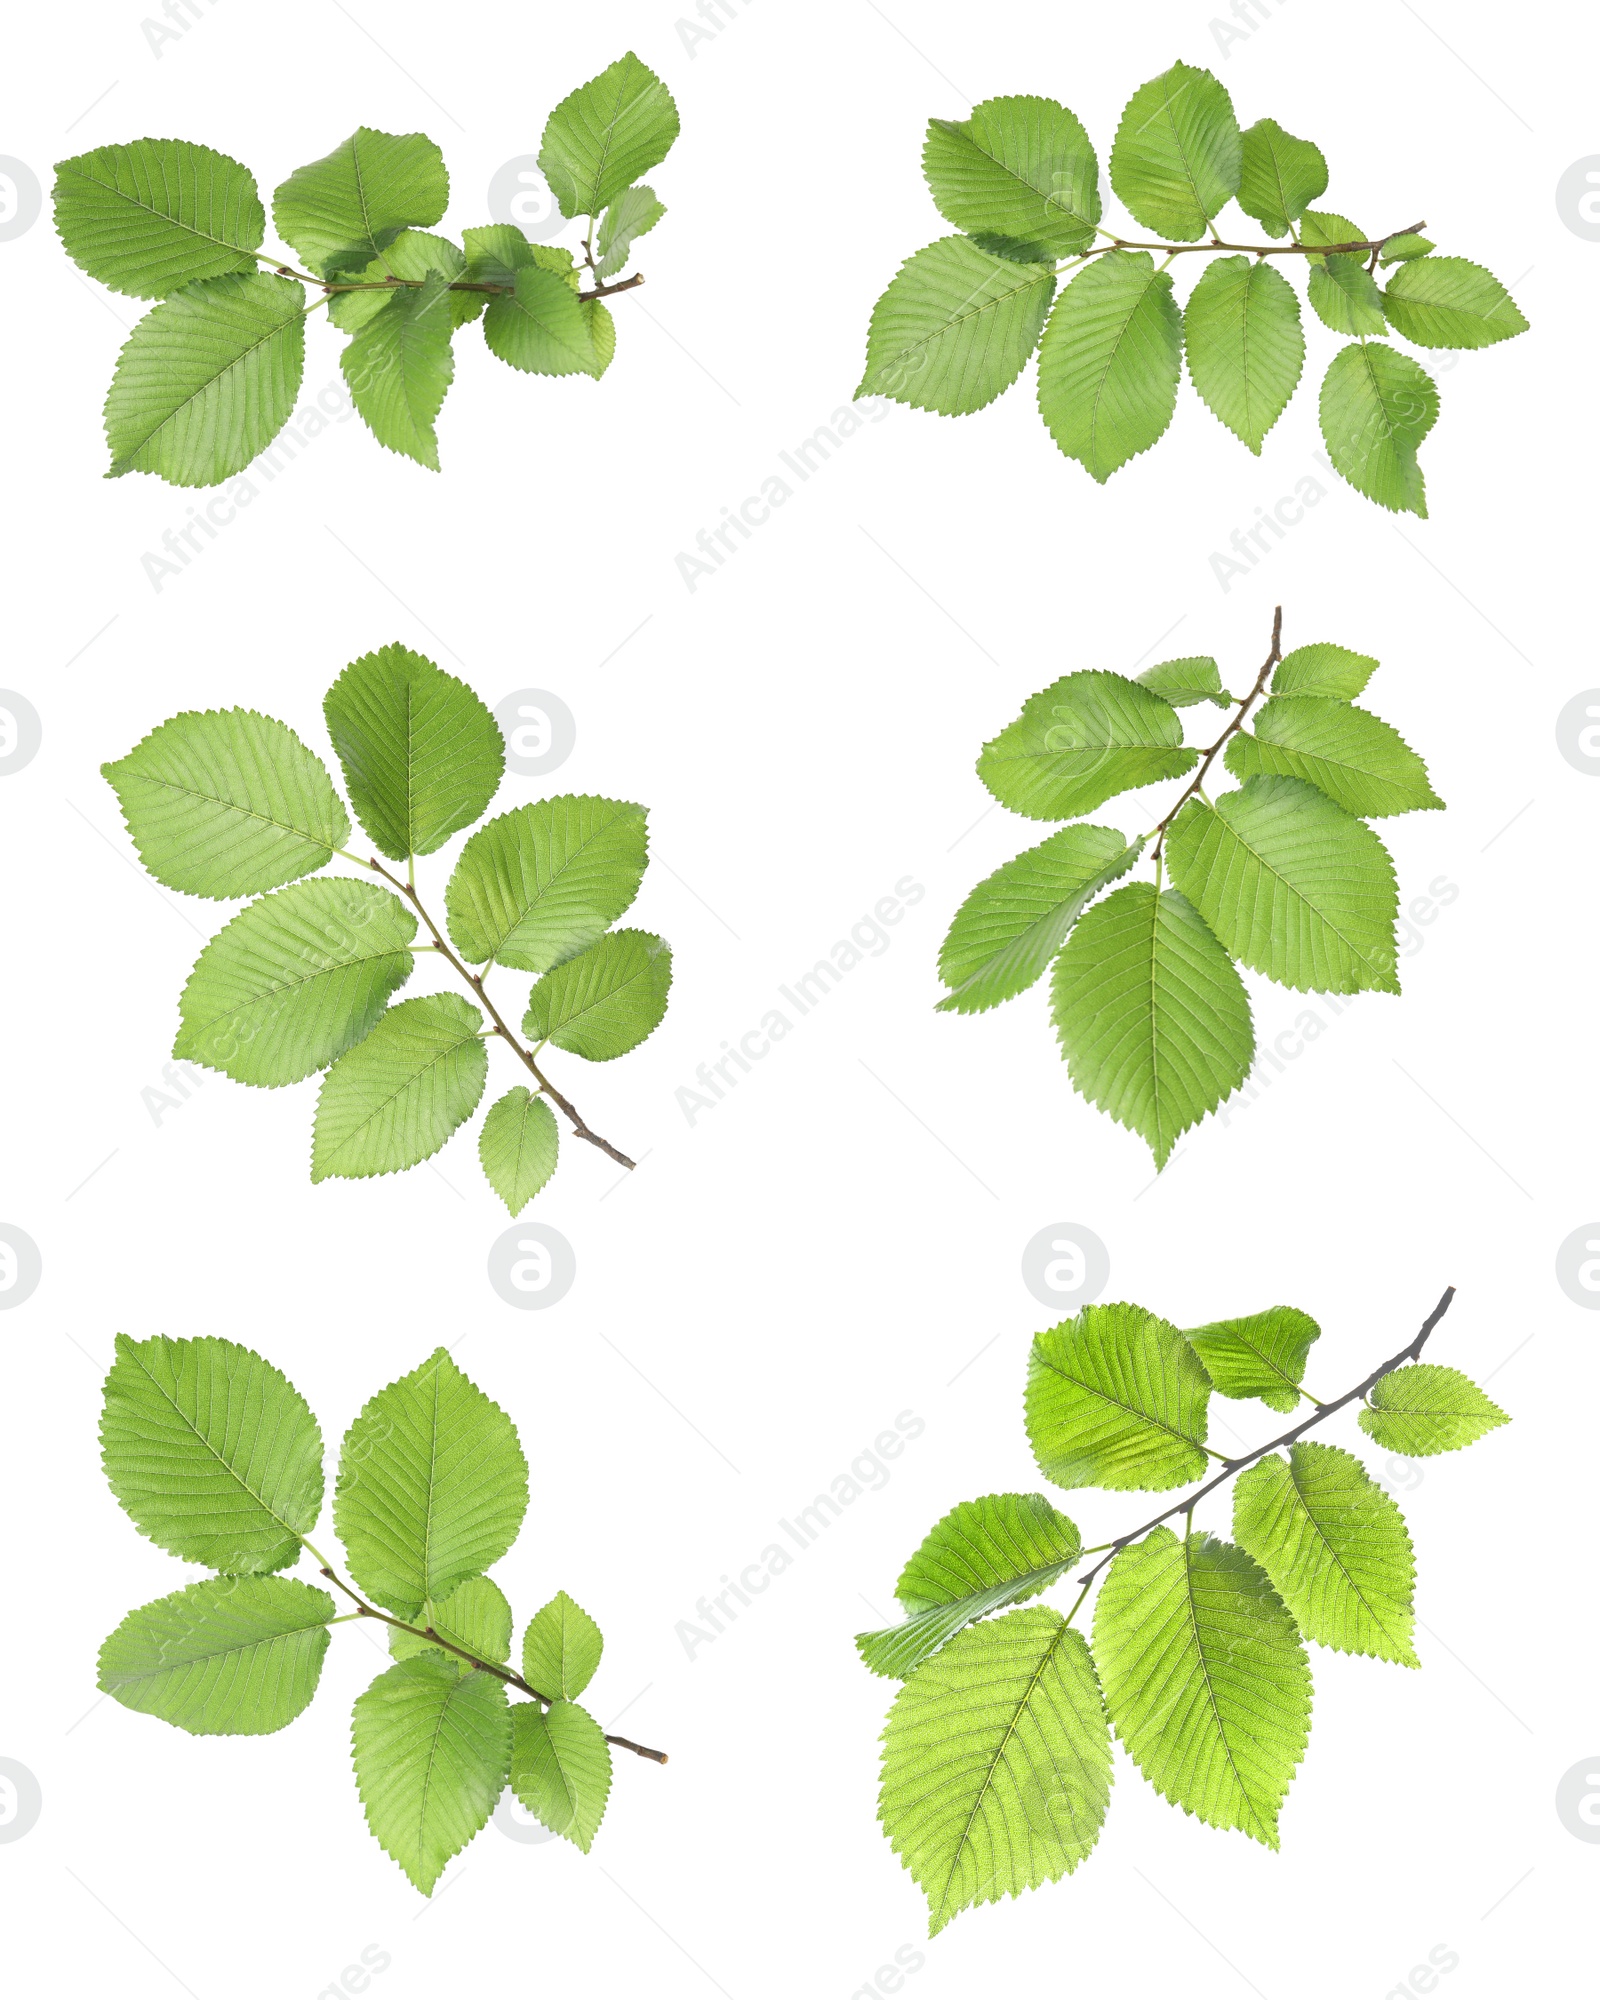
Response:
[1026,1301,1213,1491]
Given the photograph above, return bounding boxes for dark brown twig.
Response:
[1149,604,1284,863]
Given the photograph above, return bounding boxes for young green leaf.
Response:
[921,95,1100,257]
[1299,209,1364,255]
[462,223,543,288]
[483,264,604,378]
[857,236,1055,416]
[1037,252,1182,479]
[1109,62,1241,240]
[1226,697,1442,818]
[326,229,471,333]
[1379,233,1434,266]
[388,1576,515,1672]
[340,272,456,468]
[1271,640,1379,700]
[1136,657,1231,710]
[595,184,665,278]
[1358,1365,1509,1457]
[583,300,617,377]
[1319,341,1439,517]
[1183,1307,1321,1414]
[1026,1300,1213,1491]
[272,128,448,277]
[445,796,648,973]
[977,670,1195,821]
[53,139,264,298]
[478,1087,559,1216]
[510,1701,612,1852]
[1382,255,1528,349]
[310,992,489,1182]
[1183,255,1304,452]
[1308,255,1388,337]
[1234,118,1327,237]
[522,929,672,1060]
[538,52,678,219]
[522,1591,604,1700]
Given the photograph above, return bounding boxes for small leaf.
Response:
[1299,210,1364,255]
[273,128,448,278]
[595,184,665,278]
[478,1087,559,1217]
[1379,233,1433,266]
[1308,255,1387,337]
[1272,641,1378,700]
[483,264,604,378]
[857,236,1055,416]
[1109,62,1241,240]
[1026,1300,1213,1491]
[1184,1307,1320,1414]
[1184,256,1304,452]
[445,796,648,973]
[977,670,1195,821]
[1037,252,1182,480]
[522,1591,604,1700]
[510,1701,612,1852]
[1358,1364,1509,1458]
[1319,341,1439,517]
[389,1576,514,1671]
[523,929,671,1060]
[921,95,1100,256]
[53,140,264,298]
[1137,657,1231,710]
[1382,255,1528,349]
[1234,119,1326,237]
[538,52,679,219]
[582,299,616,378]
[326,229,471,333]
[340,273,456,469]
[311,993,488,1182]
[1226,697,1443,818]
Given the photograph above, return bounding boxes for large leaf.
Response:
[352,1654,511,1894]
[595,184,665,279]
[103,708,349,900]
[1319,341,1439,517]
[478,1087,559,1216]
[1271,641,1378,701]
[273,128,447,277]
[104,272,306,485]
[1225,698,1442,818]
[1093,1528,1310,1846]
[1234,119,1326,237]
[856,1493,1083,1679]
[445,796,648,973]
[1109,62,1241,240]
[510,1701,612,1853]
[323,644,503,861]
[1234,1443,1418,1665]
[522,929,671,1059]
[936,826,1140,1015]
[977,670,1194,821]
[101,1333,323,1574]
[857,236,1055,415]
[879,1607,1110,1936]
[1037,252,1182,480]
[1136,657,1230,710]
[334,1347,529,1618]
[1184,1307,1320,1415]
[538,52,679,219]
[311,992,488,1182]
[1166,776,1401,994]
[99,1576,333,1734]
[1184,256,1304,452]
[1050,882,1253,1168]
[389,1576,514,1672]
[921,95,1100,257]
[1026,1300,1213,1491]
[1383,256,1527,350]
[483,264,605,378]
[522,1591,604,1701]
[174,878,416,1085]
[1358,1365,1509,1458]
[53,140,264,298]
[340,273,456,468]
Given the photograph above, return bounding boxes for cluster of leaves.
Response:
[53,52,678,483]
[104,643,669,1209]
[938,610,1440,1167]
[859,62,1527,514]
[99,1335,660,1891]
[858,1291,1507,1933]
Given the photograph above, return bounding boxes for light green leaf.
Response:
[879,1607,1110,1936]
[99,1576,333,1734]
[510,1700,612,1853]
[1050,882,1253,1168]
[1319,341,1439,517]
[462,224,546,288]
[1109,62,1241,240]
[582,298,616,378]
[1166,776,1401,993]
[103,272,305,485]
[921,95,1101,257]
[1037,252,1183,480]
[273,128,447,277]
[323,643,503,861]
[1234,119,1326,237]
[1184,255,1304,452]
[101,1333,323,1574]
[977,670,1195,821]
[478,1087,559,1216]
[389,1576,514,1671]
[1299,210,1364,254]
[1272,641,1378,700]
[522,1591,604,1700]
[339,273,455,467]
[1379,233,1433,266]
[936,827,1141,1015]
[1234,1443,1418,1665]
[857,236,1055,416]
[1226,697,1442,818]
[352,1654,511,1894]
[1308,255,1388,337]
[483,263,605,378]
[1358,1364,1509,1458]
[595,184,665,278]
[445,795,648,973]
[1094,1529,1309,1846]
[335,1347,529,1618]
[53,140,264,298]
[856,1494,1083,1679]
[1136,656,1231,710]
[1026,1301,1213,1491]
[311,992,488,1182]
[1383,255,1528,349]
[1184,1307,1320,1414]
[522,929,671,1059]
[539,52,679,219]
[326,230,477,334]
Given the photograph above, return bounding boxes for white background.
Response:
[0,2,1593,1995]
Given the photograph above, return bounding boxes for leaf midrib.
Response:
[943,122,1097,233]
[323,1020,479,1166]
[124,764,336,851]
[114,287,303,467]
[1283,1454,1411,1652]
[1176,1538,1272,1843]
[1034,1340,1202,1454]
[63,155,259,261]
[1197,794,1388,964]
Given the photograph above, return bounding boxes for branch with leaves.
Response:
[858,63,1528,515]
[53,52,678,483]
[859,1288,1508,1934]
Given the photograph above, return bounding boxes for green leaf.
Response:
[462,223,540,288]
[1109,62,1241,240]
[1166,776,1401,994]
[977,670,1195,821]
[1093,1529,1310,1847]
[582,299,616,378]
[1136,656,1231,710]
[1234,1443,1418,1665]
[103,707,349,900]
[1272,641,1378,700]
[878,1607,1110,1936]
[1319,341,1439,517]
[539,52,679,219]
[522,929,671,1059]
[1225,697,1443,818]
[99,1576,334,1734]
[445,796,648,972]
[483,263,604,378]
[174,878,416,1086]
[1184,1307,1320,1414]
[478,1087,559,1217]
[335,1347,529,1618]
[921,95,1101,257]
[595,183,665,278]
[1299,210,1364,254]
[326,229,473,333]
[1234,119,1327,237]
[522,1591,604,1700]
[1037,252,1182,479]
[389,1576,514,1671]
[857,236,1055,416]
[1050,882,1253,1168]
[1308,255,1388,336]
[323,643,503,861]
[53,140,264,298]
[1026,1301,1213,1492]
[103,273,306,485]
[352,1654,511,1894]
[1183,256,1304,452]
[936,827,1141,1015]
[1358,1364,1509,1458]
[1383,255,1528,349]
[856,1494,1082,1679]
[1379,233,1433,266]
[339,273,455,468]
[101,1333,323,1574]
[510,1701,612,1853]
[311,992,489,1182]
[273,128,448,277]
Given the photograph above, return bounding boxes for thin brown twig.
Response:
[1149,604,1284,863]
[1086,220,1425,265]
